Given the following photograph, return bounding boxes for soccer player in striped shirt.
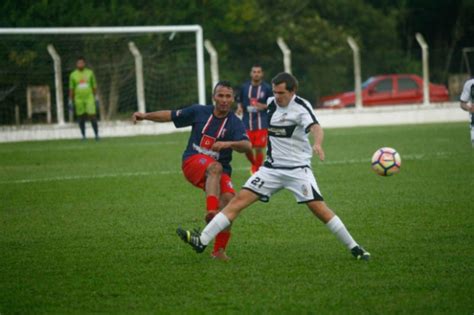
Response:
[133,81,251,260]
[178,73,370,261]
[236,64,273,173]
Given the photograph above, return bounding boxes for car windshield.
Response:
[362,77,375,89]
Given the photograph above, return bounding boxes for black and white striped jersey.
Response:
[265,95,319,169]
[460,78,474,103]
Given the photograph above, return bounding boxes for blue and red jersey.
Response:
[171,104,248,175]
[239,81,273,131]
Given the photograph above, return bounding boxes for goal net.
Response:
[0,26,205,125]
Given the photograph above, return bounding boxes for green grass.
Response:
[1,122,473,314]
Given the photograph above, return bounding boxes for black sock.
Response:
[91,118,99,138]
[79,117,86,138]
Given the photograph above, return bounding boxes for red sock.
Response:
[206,195,219,211]
[205,195,219,222]
[246,151,255,164]
[213,231,231,254]
[255,152,264,169]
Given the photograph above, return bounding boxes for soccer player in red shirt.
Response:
[236,64,273,173]
[133,81,251,260]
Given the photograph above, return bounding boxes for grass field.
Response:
[1,122,473,314]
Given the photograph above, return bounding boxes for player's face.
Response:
[272,83,294,107]
[213,86,234,113]
[250,67,263,82]
[76,59,86,70]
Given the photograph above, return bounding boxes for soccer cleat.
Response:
[211,248,231,262]
[351,245,371,261]
[176,227,207,253]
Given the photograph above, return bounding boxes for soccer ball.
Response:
[371,147,401,176]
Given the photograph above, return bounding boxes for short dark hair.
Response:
[213,80,233,94]
[251,63,263,70]
[77,56,86,62]
[271,72,298,92]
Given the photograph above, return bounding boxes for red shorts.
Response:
[182,154,235,194]
[247,129,268,148]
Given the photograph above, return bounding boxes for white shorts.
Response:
[243,166,324,203]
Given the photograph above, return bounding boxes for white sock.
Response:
[200,212,231,245]
[326,215,358,250]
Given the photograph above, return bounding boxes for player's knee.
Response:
[206,162,223,176]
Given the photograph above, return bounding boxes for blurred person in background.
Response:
[236,64,273,173]
[69,56,100,140]
[459,77,474,147]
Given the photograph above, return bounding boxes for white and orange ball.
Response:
[371,147,401,176]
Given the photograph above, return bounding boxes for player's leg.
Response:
[78,115,87,140]
[253,130,266,171]
[306,201,370,260]
[85,97,99,140]
[182,154,222,220]
[245,130,256,172]
[204,161,223,217]
[75,99,86,139]
[307,201,356,247]
[285,168,370,260]
[211,191,234,261]
[177,189,259,253]
[178,167,279,253]
[201,189,259,245]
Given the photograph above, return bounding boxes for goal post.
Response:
[0,25,206,125]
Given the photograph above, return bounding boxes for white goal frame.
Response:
[0,25,206,125]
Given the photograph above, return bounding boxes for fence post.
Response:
[204,40,219,96]
[277,37,292,74]
[46,44,65,125]
[128,42,146,113]
[415,33,430,106]
[347,36,363,109]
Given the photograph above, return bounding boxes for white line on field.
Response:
[0,141,181,153]
[0,151,453,185]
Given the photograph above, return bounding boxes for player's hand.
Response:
[255,102,268,111]
[132,112,146,124]
[67,99,74,112]
[313,144,325,161]
[211,142,230,152]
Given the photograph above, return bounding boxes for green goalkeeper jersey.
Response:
[69,68,96,100]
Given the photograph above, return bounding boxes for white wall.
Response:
[0,102,468,143]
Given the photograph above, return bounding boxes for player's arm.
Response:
[90,71,97,96]
[132,110,172,124]
[460,101,474,113]
[310,123,325,161]
[255,102,268,111]
[256,85,272,111]
[236,103,243,116]
[211,139,252,153]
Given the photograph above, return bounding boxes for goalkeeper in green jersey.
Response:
[68,56,99,140]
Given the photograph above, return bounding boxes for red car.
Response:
[319,74,449,109]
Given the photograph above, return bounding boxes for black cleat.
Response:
[351,245,371,261]
[176,227,207,253]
